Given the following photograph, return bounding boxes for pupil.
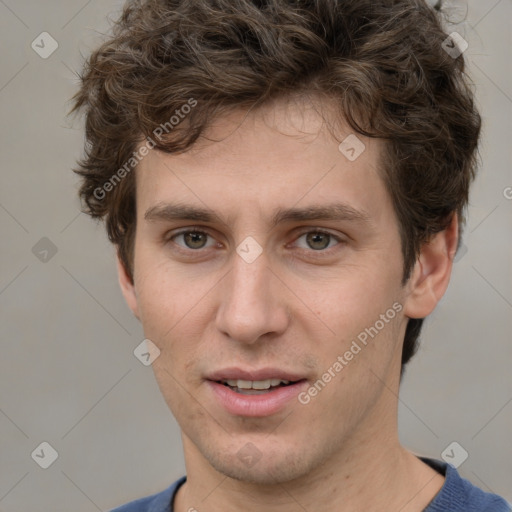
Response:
[307,232,330,250]
[185,232,206,249]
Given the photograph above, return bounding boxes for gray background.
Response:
[0,0,510,510]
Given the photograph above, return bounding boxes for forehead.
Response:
[135,96,391,227]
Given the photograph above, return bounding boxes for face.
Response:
[121,97,416,485]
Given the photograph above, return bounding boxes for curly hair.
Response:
[71,0,481,377]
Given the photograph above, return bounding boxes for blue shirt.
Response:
[111,457,510,511]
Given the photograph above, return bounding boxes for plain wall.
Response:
[0,0,510,510]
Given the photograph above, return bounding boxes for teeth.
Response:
[222,379,291,389]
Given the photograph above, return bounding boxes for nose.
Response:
[215,248,290,345]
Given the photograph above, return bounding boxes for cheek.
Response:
[134,249,191,327]
[133,255,216,371]
[309,266,401,335]
[307,307,402,424]
[301,266,404,393]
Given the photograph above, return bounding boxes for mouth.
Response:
[205,368,309,416]
[215,378,305,395]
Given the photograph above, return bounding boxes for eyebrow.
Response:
[144,202,372,228]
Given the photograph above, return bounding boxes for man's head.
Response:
[72,0,481,378]
[72,0,480,485]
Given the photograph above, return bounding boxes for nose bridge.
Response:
[215,246,288,344]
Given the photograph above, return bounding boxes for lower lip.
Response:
[207,380,308,417]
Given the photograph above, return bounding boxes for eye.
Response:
[169,229,217,250]
[293,230,342,251]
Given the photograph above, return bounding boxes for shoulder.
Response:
[421,458,510,512]
[110,476,186,512]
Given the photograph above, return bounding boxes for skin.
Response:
[117,96,458,511]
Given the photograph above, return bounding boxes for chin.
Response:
[211,460,306,486]
[203,441,316,486]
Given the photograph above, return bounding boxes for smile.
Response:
[218,378,293,394]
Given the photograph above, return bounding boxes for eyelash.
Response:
[166,227,345,256]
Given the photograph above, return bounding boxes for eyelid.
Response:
[166,226,215,239]
[293,227,344,238]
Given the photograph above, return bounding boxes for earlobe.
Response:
[402,214,459,319]
[116,250,140,320]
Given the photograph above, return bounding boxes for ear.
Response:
[116,249,140,320]
[402,214,459,319]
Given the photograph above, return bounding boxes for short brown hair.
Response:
[72,0,481,376]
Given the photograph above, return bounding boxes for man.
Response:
[72,0,510,510]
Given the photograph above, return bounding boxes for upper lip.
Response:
[206,367,307,382]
